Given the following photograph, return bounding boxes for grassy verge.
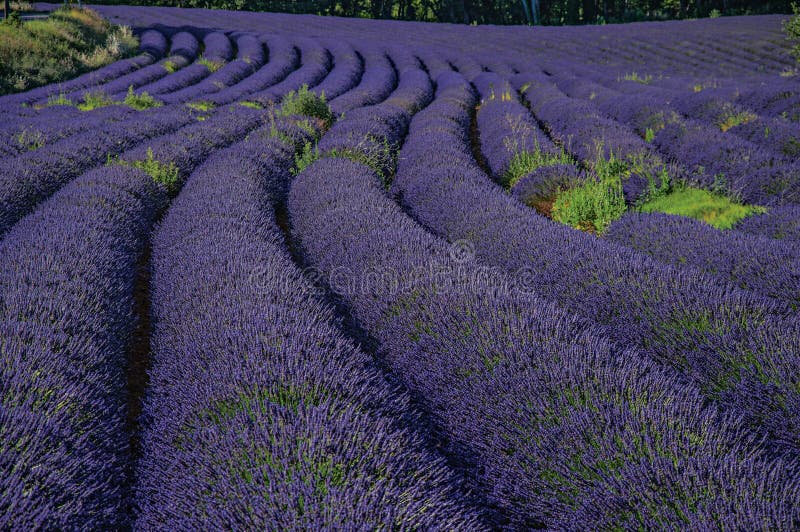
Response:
[0,7,138,95]
[638,187,767,229]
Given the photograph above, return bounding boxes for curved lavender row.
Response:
[158,34,265,104]
[0,29,167,111]
[485,70,674,203]
[248,38,331,106]
[201,31,235,61]
[290,155,799,529]
[136,125,483,529]
[448,53,483,80]
[735,206,800,241]
[606,212,800,306]
[0,105,194,237]
[0,105,134,158]
[0,166,167,529]
[392,71,800,453]
[132,32,224,97]
[472,72,562,181]
[737,80,800,120]
[204,34,299,106]
[328,47,396,115]
[727,115,800,159]
[119,105,266,179]
[414,48,454,78]
[310,41,363,101]
[81,56,191,102]
[138,27,170,57]
[543,70,800,205]
[162,30,201,60]
[385,45,420,73]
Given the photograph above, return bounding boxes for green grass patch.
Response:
[186,101,216,112]
[638,187,767,229]
[239,100,263,109]
[162,59,178,73]
[551,154,627,234]
[123,86,160,110]
[197,56,224,72]
[0,7,137,96]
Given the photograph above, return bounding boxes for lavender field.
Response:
[1,4,799,529]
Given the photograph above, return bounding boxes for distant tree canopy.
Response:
[90,0,795,24]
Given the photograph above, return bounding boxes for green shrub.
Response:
[551,154,627,234]
[46,92,73,107]
[292,142,320,175]
[77,90,114,111]
[108,147,180,193]
[163,60,178,73]
[278,85,333,128]
[123,86,160,110]
[186,101,215,112]
[15,128,44,150]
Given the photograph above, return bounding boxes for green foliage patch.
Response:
[638,187,767,229]
[551,154,627,234]
[0,7,137,95]
[108,147,180,193]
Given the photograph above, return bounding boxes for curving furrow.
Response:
[0,105,195,238]
[245,37,332,106]
[0,71,327,526]
[0,104,135,158]
[0,165,168,529]
[203,34,300,106]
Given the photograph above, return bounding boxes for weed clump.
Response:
[123,86,160,110]
[108,147,180,193]
[278,85,333,129]
[551,153,627,234]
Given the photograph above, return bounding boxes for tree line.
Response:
[86,0,795,25]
